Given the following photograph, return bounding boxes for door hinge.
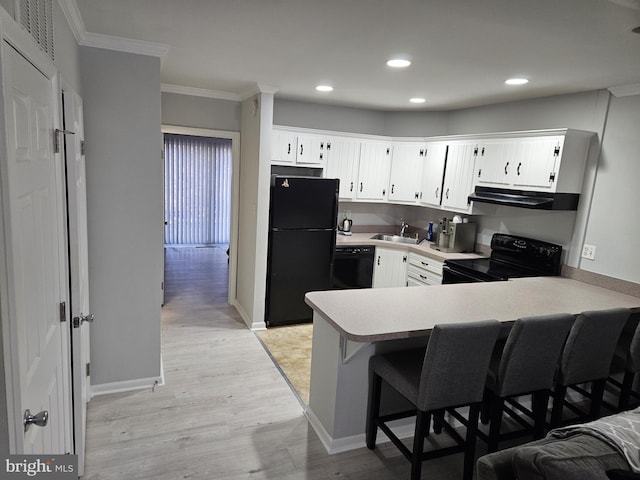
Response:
[86,363,91,377]
[554,146,561,156]
[53,128,75,154]
[549,172,556,182]
[59,302,66,322]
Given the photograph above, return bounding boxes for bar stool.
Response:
[550,307,630,427]
[607,313,640,410]
[479,314,574,452]
[365,320,500,480]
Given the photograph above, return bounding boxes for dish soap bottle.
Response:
[426,221,434,241]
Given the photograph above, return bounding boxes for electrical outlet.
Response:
[582,244,596,260]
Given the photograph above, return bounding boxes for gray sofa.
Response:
[476,433,629,480]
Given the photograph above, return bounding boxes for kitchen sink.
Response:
[370,233,421,245]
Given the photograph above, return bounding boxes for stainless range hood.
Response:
[468,186,580,210]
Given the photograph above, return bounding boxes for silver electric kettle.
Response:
[342,217,353,233]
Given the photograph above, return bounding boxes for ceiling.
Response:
[74,0,640,111]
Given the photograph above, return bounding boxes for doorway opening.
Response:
[161,126,240,305]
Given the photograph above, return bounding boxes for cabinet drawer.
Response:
[408,254,443,276]
[407,264,442,285]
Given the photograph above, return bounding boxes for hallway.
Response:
[82,246,456,479]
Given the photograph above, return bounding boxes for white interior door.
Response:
[3,43,72,453]
[62,85,90,474]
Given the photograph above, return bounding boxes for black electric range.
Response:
[442,234,562,284]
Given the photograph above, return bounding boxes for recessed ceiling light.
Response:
[387,58,411,68]
[505,78,529,85]
[409,97,426,104]
[316,85,334,92]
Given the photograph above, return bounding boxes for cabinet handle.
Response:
[504,161,509,175]
[287,143,291,154]
[300,145,304,156]
[478,168,482,178]
[416,192,420,199]
[420,274,427,280]
[391,184,395,194]
[481,147,485,156]
[350,182,353,192]
[382,189,386,196]
[421,261,429,266]
[319,153,323,160]
[377,256,381,266]
[360,182,363,192]
[445,188,449,199]
[320,142,324,150]
[435,187,439,198]
[517,162,522,176]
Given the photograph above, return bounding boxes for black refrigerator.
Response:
[265,175,339,327]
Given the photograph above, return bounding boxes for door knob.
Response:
[24,409,48,432]
[73,313,94,328]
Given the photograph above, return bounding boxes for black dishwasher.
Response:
[332,245,375,289]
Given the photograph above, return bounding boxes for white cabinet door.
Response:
[475,141,515,187]
[373,247,408,288]
[296,133,328,166]
[356,140,392,201]
[272,130,297,164]
[442,142,477,212]
[419,142,447,207]
[324,137,360,200]
[510,136,563,190]
[388,142,424,203]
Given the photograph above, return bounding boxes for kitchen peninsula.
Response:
[304,277,640,454]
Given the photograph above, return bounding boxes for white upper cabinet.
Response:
[442,142,477,212]
[419,142,448,207]
[356,140,392,201]
[272,128,328,167]
[324,137,361,200]
[473,131,591,193]
[388,141,425,203]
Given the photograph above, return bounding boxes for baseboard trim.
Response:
[304,406,414,454]
[90,373,164,397]
[232,300,265,330]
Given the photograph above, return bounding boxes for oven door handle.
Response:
[442,265,490,283]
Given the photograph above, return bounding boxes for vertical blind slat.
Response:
[164,134,232,245]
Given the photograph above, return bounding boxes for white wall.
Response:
[80,47,164,387]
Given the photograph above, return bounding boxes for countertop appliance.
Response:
[431,222,476,253]
[265,175,339,327]
[333,245,374,289]
[442,233,562,284]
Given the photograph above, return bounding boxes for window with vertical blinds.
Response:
[164,134,232,245]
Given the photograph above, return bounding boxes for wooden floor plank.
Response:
[82,245,475,479]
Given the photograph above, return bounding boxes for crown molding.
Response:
[161,84,241,101]
[58,0,169,61]
[57,0,85,44]
[609,83,640,97]
[239,83,279,100]
[81,32,169,60]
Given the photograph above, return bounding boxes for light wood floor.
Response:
[82,246,472,479]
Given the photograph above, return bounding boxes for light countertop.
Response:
[305,277,640,342]
[336,231,483,262]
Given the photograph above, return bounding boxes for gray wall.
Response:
[582,94,640,283]
[161,92,240,131]
[80,47,163,386]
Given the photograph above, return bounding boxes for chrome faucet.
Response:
[400,219,408,237]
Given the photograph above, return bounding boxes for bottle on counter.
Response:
[426,221,434,241]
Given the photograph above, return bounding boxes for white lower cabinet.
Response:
[406,253,443,286]
[372,247,407,288]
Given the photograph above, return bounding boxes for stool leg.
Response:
[411,410,429,480]
[463,404,481,480]
[532,390,550,439]
[487,396,504,453]
[366,373,382,449]
[480,388,491,425]
[619,371,634,410]
[590,379,605,419]
[551,385,567,427]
